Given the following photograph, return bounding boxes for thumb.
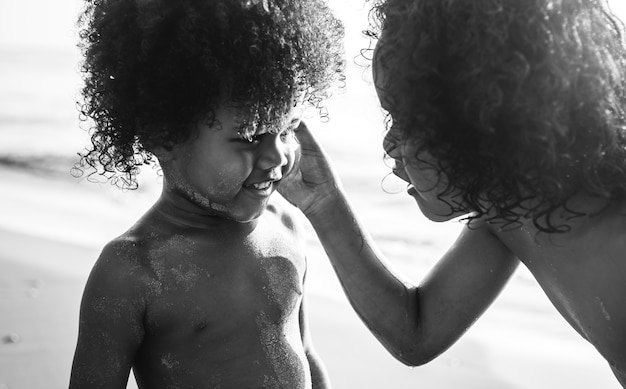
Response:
[295,121,329,160]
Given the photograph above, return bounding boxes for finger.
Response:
[292,140,302,173]
[295,121,324,153]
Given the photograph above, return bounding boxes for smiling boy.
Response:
[68,0,344,387]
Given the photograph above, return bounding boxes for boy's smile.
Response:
[161,104,301,223]
[242,165,283,194]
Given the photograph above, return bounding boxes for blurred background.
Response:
[0,0,624,388]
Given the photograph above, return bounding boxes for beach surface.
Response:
[0,1,623,388]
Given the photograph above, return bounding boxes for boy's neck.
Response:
[153,189,259,232]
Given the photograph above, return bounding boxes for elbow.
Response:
[394,350,438,368]
[384,341,441,367]
[403,357,432,368]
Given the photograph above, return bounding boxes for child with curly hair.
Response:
[279,0,626,386]
[68,0,344,388]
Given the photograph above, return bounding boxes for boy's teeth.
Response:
[252,181,272,190]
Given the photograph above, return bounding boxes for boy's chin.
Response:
[416,203,467,223]
[422,212,456,223]
[232,212,265,223]
[205,194,274,223]
[216,206,267,223]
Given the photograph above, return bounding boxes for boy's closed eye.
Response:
[282,117,303,142]
[236,133,263,144]
[280,124,298,142]
[235,122,300,145]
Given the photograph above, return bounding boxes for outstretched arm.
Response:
[281,124,519,365]
[610,363,626,388]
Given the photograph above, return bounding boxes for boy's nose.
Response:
[383,132,402,159]
[257,133,289,170]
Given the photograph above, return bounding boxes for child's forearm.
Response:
[305,191,519,366]
[610,363,626,388]
[305,191,425,365]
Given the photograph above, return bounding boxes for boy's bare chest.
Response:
[139,230,306,337]
[131,230,312,388]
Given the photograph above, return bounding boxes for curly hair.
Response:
[370,0,626,232]
[74,0,345,189]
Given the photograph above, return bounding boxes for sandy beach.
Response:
[0,0,624,388]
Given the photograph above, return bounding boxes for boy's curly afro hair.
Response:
[74,0,345,189]
[371,0,626,232]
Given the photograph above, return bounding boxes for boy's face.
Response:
[374,30,468,222]
[164,104,302,222]
[383,129,468,222]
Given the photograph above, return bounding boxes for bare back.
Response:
[70,198,313,389]
[490,198,626,381]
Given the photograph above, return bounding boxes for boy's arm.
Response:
[69,241,145,388]
[281,124,519,365]
[610,363,626,388]
[299,284,332,389]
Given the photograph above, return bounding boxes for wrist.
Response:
[302,185,348,223]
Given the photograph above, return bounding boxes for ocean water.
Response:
[0,48,84,161]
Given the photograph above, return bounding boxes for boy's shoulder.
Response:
[90,234,151,282]
[487,196,626,253]
[264,194,305,234]
[79,234,155,314]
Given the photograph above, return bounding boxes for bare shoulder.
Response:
[71,233,150,386]
[593,198,626,237]
[488,197,626,247]
[85,233,153,301]
[265,194,306,236]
